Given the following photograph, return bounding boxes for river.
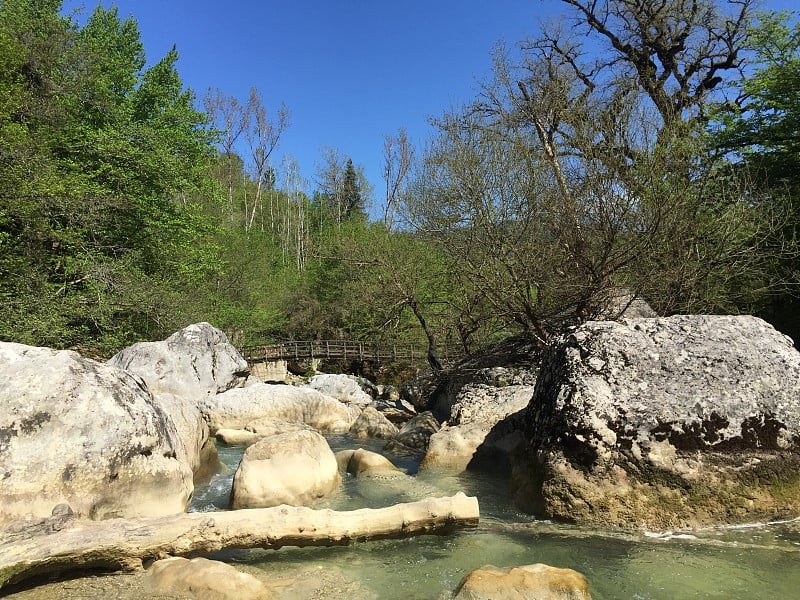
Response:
[189,435,800,599]
[6,434,799,599]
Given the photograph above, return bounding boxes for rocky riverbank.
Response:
[3,314,800,598]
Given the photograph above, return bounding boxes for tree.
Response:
[550,0,754,133]
[243,87,289,233]
[0,2,218,352]
[715,10,800,184]
[712,9,800,342]
[314,149,368,225]
[382,128,414,231]
[340,158,365,221]
[203,89,247,219]
[401,0,791,347]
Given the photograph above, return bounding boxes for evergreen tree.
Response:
[340,158,364,221]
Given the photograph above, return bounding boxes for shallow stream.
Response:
[186,435,800,599]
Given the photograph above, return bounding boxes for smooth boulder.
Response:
[230,430,340,508]
[146,557,267,600]
[202,382,361,433]
[0,343,192,523]
[304,373,374,406]
[513,315,800,528]
[336,448,400,476]
[454,563,592,600]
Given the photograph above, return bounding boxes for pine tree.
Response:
[340,158,364,221]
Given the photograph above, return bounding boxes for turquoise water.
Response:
[190,437,800,599]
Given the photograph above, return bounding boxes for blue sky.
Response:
[61,0,796,213]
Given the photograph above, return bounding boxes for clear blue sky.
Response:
[61,0,796,213]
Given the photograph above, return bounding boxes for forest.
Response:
[1,0,798,364]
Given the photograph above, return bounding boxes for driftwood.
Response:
[0,493,479,589]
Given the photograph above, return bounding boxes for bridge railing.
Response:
[240,340,461,364]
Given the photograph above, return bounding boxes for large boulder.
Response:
[108,323,248,476]
[0,343,192,523]
[202,382,362,433]
[453,563,592,600]
[229,430,340,509]
[512,315,800,529]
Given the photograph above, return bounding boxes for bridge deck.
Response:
[241,340,458,363]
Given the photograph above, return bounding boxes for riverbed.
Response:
[194,435,800,599]
[6,435,800,599]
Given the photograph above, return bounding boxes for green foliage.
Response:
[710,9,800,342]
[3,0,795,361]
[0,1,218,354]
[716,11,800,182]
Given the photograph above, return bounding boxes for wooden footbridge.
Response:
[240,340,460,365]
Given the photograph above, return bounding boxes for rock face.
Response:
[0,343,192,523]
[453,563,592,600]
[202,382,361,433]
[229,430,340,508]
[422,382,533,472]
[146,557,266,600]
[513,315,800,528]
[108,323,248,475]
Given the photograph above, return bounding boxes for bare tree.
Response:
[244,87,289,233]
[280,155,308,271]
[401,0,786,346]
[550,0,754,131]
[382,128,414,231]
[315,147,346,226]
[203,89,246,219]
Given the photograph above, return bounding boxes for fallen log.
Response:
[0,493,479,589]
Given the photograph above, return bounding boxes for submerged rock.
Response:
[0,343,192,523]
[453,563,592,600]
[336,448,399,476]
[513,315,800,529]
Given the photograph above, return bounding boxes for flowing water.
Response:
[186,436,800,599]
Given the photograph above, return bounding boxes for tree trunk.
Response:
[0,493,479,589]
[407,298,443,374]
